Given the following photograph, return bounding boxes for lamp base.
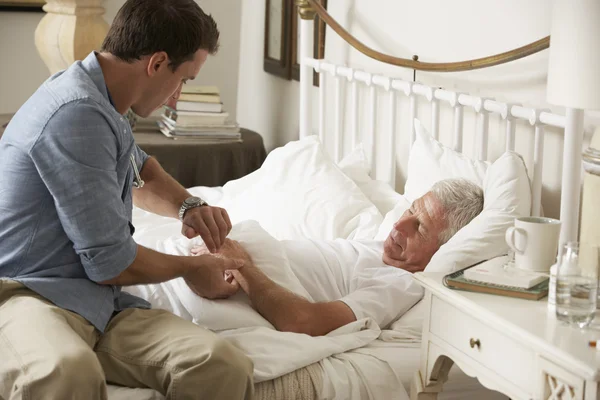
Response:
[34,0,109,75]
[558,107,584,249]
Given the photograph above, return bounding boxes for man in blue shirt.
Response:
[0,0,253,398]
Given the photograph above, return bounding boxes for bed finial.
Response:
[412,55,419,82]
[296,0,316,20]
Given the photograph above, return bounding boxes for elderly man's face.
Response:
[383,192,448,273]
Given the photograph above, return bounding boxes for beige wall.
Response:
[0,0,242,119]
[0,12,48,114]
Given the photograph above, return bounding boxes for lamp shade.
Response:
[547,0,600,110]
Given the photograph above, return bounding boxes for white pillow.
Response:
[374,195,411,241]
[426,151,532,273]
[399,119,532,274]
[338,144,403,216]
[218,136,382,241]
[404,119,489,202]
[168,221,312,331]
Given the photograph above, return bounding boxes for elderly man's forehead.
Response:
[418,192,444,220]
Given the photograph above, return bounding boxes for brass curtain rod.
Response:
[299,0,550,72]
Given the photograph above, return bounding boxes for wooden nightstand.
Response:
[411,272,600,400]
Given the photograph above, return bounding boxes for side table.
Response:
[133,127,266,188]
[411,272,600,400]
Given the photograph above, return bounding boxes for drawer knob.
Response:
[469,338,481,349]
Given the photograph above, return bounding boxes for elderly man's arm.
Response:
[230,264,356,336]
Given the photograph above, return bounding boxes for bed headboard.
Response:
[295,0,592,248]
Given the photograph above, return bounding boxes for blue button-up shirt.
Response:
[0,52,150,331]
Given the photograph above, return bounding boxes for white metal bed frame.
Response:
[297,17,584,247]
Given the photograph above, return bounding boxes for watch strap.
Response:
[178,197,207,221]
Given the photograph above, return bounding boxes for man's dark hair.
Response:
[101,0,220,71]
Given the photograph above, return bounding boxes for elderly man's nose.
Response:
[395,217,416,235]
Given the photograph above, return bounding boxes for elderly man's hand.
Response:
[182,206,232,253]
[192,239,253,264]
[184,254,244,299]
[218,239,253,264]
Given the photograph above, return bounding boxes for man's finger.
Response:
[229,279,240,291]
[182,223,198,239]
[202,211,221,251]
[221,208,233,233]
[221,258,245,271]
[196,222,217,253]
[218,216,228,246]
[213,209,228,246]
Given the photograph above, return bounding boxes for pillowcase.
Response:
[217,136,382,241]
[399,118,532,274]
[404,119,489,202]
[337,144,404,217]
[426,150,532,273]
[374,195,411,241]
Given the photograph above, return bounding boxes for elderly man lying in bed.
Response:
[190,178,483,337]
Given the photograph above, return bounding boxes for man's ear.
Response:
[146,52,169,77]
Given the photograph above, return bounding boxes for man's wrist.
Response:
[178,196,207,221]
[179,255,202,278]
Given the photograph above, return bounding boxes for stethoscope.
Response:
[130,93,181,189]
[130,154,145,189]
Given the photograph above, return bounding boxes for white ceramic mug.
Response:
[505,216,562,272]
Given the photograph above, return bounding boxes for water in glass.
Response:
[556,275,597,327]
[555,242,598,328]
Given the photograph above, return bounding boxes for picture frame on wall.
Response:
[264,0,326,85]
[291,0,327,86]
[264,0,293,79]
[0,0,44,12]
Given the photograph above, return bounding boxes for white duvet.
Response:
[127,220,420,382]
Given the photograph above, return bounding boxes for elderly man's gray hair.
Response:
[430,179,484,244]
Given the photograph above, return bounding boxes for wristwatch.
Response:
[178,196,207,221]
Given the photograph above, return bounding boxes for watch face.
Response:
[184,196,202,207]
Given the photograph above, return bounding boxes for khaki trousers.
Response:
[0,280,254,400]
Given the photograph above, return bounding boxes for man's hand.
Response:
[182,206,232,253]
[184,254,244,299]
[229,261,259,295]
[191,239,254,294]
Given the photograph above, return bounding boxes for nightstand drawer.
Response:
[429,295,535,392]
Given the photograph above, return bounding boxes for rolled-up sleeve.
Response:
[29,101,137,282]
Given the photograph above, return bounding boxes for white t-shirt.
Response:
[282,239,424,329]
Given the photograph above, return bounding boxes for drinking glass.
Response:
[555,242,598,328]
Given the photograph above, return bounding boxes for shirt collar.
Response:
[80,51,116,109]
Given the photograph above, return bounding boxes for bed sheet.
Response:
[106,343,505,400]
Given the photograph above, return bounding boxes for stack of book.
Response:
[158,86,241,143]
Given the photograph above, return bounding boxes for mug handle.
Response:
[505,227,526,255]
